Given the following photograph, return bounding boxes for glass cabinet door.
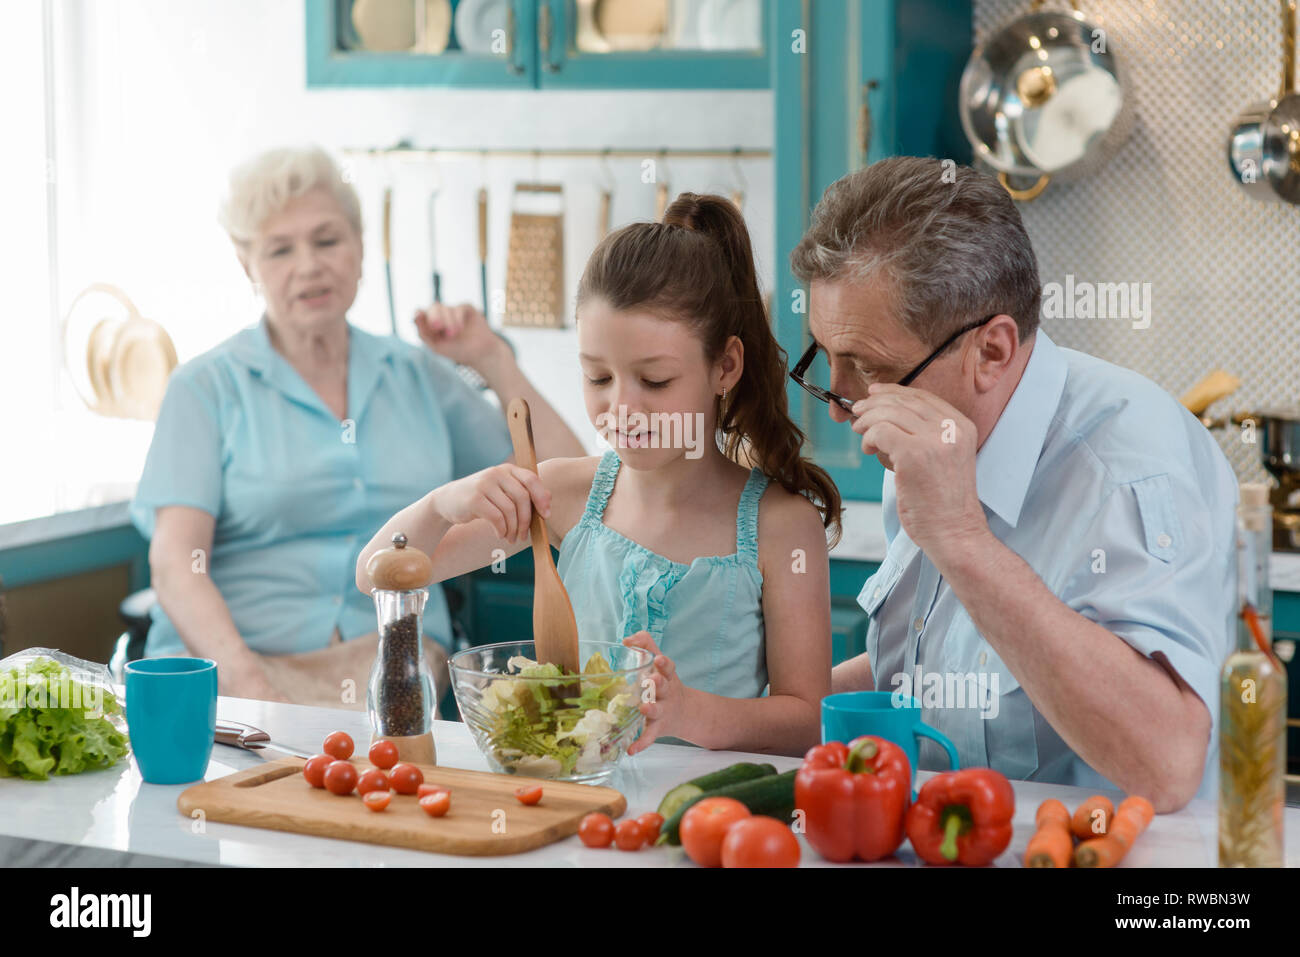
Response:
[536,0,769,88]
[307,0,537,88]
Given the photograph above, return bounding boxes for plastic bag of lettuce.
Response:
[0,648,130,780]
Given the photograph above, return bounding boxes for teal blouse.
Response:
[556,450,770,701]
[129,317,513,658]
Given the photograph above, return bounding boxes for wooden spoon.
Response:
[506,398,581,675]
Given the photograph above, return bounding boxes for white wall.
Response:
[49,0,774,464]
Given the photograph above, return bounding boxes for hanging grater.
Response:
[504,183,566,329]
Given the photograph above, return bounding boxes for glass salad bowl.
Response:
[449,640,653,784]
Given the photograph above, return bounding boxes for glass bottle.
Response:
[365,533,437,765]
[1218,483,1286,867]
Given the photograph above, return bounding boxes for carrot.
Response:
[1074,796,1155,868]
[1024,798,1073,868]
[1070,794,1114,840]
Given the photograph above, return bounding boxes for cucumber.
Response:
[657,769,798,846]
[655,762,778,820]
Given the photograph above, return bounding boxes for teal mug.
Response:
[821,691,959,797]
[125,657,217,785]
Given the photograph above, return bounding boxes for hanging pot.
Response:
[1228,0,1300,204]
[959,0,1134,201]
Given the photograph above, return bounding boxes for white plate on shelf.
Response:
[454,0,508,53]
[698,0,762,50]
[352,0,417,51]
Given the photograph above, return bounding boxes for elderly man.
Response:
[791,156,1236,812]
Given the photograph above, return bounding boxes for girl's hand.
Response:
[431,463,552,544]
[623,631,686,755]
[415,303,510,372]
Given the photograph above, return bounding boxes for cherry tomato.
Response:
[323,731,354,761]
[515,785,544,806]
[417,783,449,799]
[389,763,424,795]
[720,816,801,868]
[356,769,390,796]
[636,812,664,843]
[363,790,391,812]
[614,818,646,851]
[303,754,334,789]
[419,791,451,817]
[368,739,399,770]
[680,797,751,868]
[323,760,358,796]
[578,813,615,848]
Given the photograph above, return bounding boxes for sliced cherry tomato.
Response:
[515,785,544,806]
[303,754,334,789]
[322,731,354,761]
[614,818,647,851]
[578,812,615,849]
[636,812,664,843]
[419,791,451,817]
[720,816,801,868]
[363,790,391,812]
[417,783,449,799]
[389,762,424,795]
[368,739,399,770]
[356,769,390,796]
[323,760,358,796]
[680,797,751,867]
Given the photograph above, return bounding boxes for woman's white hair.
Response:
[218,145,362,261]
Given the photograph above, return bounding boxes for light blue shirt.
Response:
[130,317,514,658]
[858,331,1237,800]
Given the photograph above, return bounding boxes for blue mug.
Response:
[125,657,217,785]
[821,691,959,797]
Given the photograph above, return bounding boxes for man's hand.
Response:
[850,383,988,557]
[415,303,509,372]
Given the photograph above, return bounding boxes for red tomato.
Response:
[323,760,358,796]
[636,812,664,843]
[303,754,333,789]
[389,763,424,795]
[322,731,354,761]
[368,739,399,770]
[680,797,751,867]
[614,819,646,851]
[417,783,448,799]
[356,769,390,796]
[515,785,544,806]
[720,816,801,869]
[419,791,451,817]
[578,813,615,848]
[363,790,391,812]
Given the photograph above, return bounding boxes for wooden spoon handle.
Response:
[505,398,552,563]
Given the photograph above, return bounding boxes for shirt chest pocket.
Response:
[857,561,902,678]
[943,610,1040,781]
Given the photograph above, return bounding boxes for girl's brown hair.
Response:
[575,192,842,544]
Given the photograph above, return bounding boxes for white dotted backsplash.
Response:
[973,0,1300,484]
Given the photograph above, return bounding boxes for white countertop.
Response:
[2,695,1297,868]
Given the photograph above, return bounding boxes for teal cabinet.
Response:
[308,0,770,89]
[772,0,972,501]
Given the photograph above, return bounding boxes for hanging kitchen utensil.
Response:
[504,182,566,328]
[597,149,615,241]
[428,186,442,304]
[477,183,491,321]
[654,150,671,221]
[62,283,177,420]
[1229,0,1300,204]
[960,0,1134,201]
[506,398,581,675]
[729,148,747,211]
[382,186,398,335]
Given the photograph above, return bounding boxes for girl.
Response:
[358,193,841,756]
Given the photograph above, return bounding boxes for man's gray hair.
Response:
[790,156,1041,345]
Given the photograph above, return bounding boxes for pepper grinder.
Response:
[364,533,437,765]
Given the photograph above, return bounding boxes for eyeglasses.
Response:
[788,314,1000,410]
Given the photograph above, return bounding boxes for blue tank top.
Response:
[556,451,770,700]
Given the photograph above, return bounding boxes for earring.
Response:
[721,388,728,401]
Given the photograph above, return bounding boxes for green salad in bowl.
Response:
[449,641,652,783]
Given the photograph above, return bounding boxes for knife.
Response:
[214,720,314,760]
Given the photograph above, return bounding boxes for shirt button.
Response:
[1157,533,1172,548]
[353,478,364,490]
[913,617,924,633]
[873,588,882,601]
[978,651,988,666]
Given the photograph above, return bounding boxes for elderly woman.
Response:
[130,146,582,705]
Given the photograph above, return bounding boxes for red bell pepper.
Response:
[795,736,912,863]
[905,768,1015,866]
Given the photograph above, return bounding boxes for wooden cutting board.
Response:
[177,757,626,856]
